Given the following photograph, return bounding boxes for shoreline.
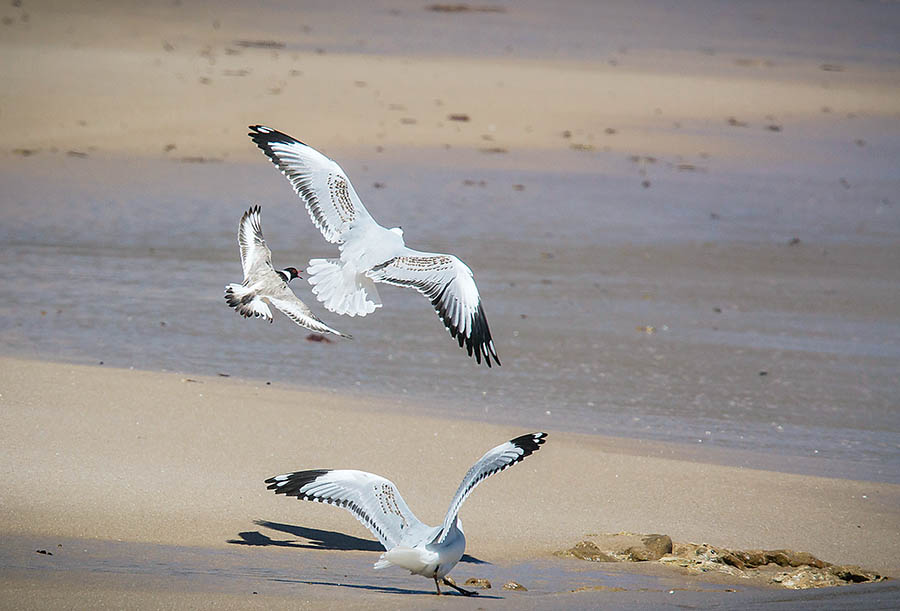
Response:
[2,351,894,486]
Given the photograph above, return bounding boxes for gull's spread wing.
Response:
[438,433,547,543]
[249,126,377,244]
[367,250,499,367]
[266,469,424,550]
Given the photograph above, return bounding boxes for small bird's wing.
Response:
[366,249,499,367]
[266,469,424,550]
[437,433,547,544]
[249,126,378,244]
[238,205,273,280]
[267,285,352,338]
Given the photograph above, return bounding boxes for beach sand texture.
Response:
[2,357,899,608]
[2,0,900,608]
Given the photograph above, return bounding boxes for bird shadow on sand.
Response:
[228,520,488,564]
[268,577,502,599]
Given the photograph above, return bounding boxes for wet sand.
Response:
[1,0,900,607]
[4,154,899,481]
[3,536,898,610]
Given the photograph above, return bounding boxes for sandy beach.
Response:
[2,0,899,608]
[2,356,898,608]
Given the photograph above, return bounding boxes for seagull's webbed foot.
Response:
[443,577,479,597]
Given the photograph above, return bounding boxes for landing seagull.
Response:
[266,432,547,596]
[249,125,500,367]
[225,205,350,338]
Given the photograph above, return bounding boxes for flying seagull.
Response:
[224,205,350,338]
[265,432,547,596]
[248,125,499,367]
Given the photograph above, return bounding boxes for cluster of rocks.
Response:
[659,542,884,589]
[560,533,673,563]
[558,532,886,590]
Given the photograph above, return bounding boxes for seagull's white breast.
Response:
[428,525,466,579]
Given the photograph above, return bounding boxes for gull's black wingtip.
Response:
[509,432,547,457]
[248,125,307,147]
[486,339,500,367]
[468,303,499,368]
[265,469,331,495]
[248,124,270,141]
[248,124,277,137]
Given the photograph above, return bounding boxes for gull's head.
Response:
[390,226,404,238]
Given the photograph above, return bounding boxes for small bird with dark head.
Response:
[225,205,350,338]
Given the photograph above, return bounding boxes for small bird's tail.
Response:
[307,258,381,317]
[224,283,272,321]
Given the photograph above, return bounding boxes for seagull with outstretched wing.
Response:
[224,205,350,339]
[266,432,547,595]
[248,125,499,367]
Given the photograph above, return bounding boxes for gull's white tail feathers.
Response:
[374,547,420,572]
[307,258,381,317]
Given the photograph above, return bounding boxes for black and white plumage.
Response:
[224,205,350,338]
[248,125,499,367]
[265,432,547,596]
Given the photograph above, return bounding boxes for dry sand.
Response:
[3,1,898,165]
[6,356,897,565]
[1,357,898,607]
